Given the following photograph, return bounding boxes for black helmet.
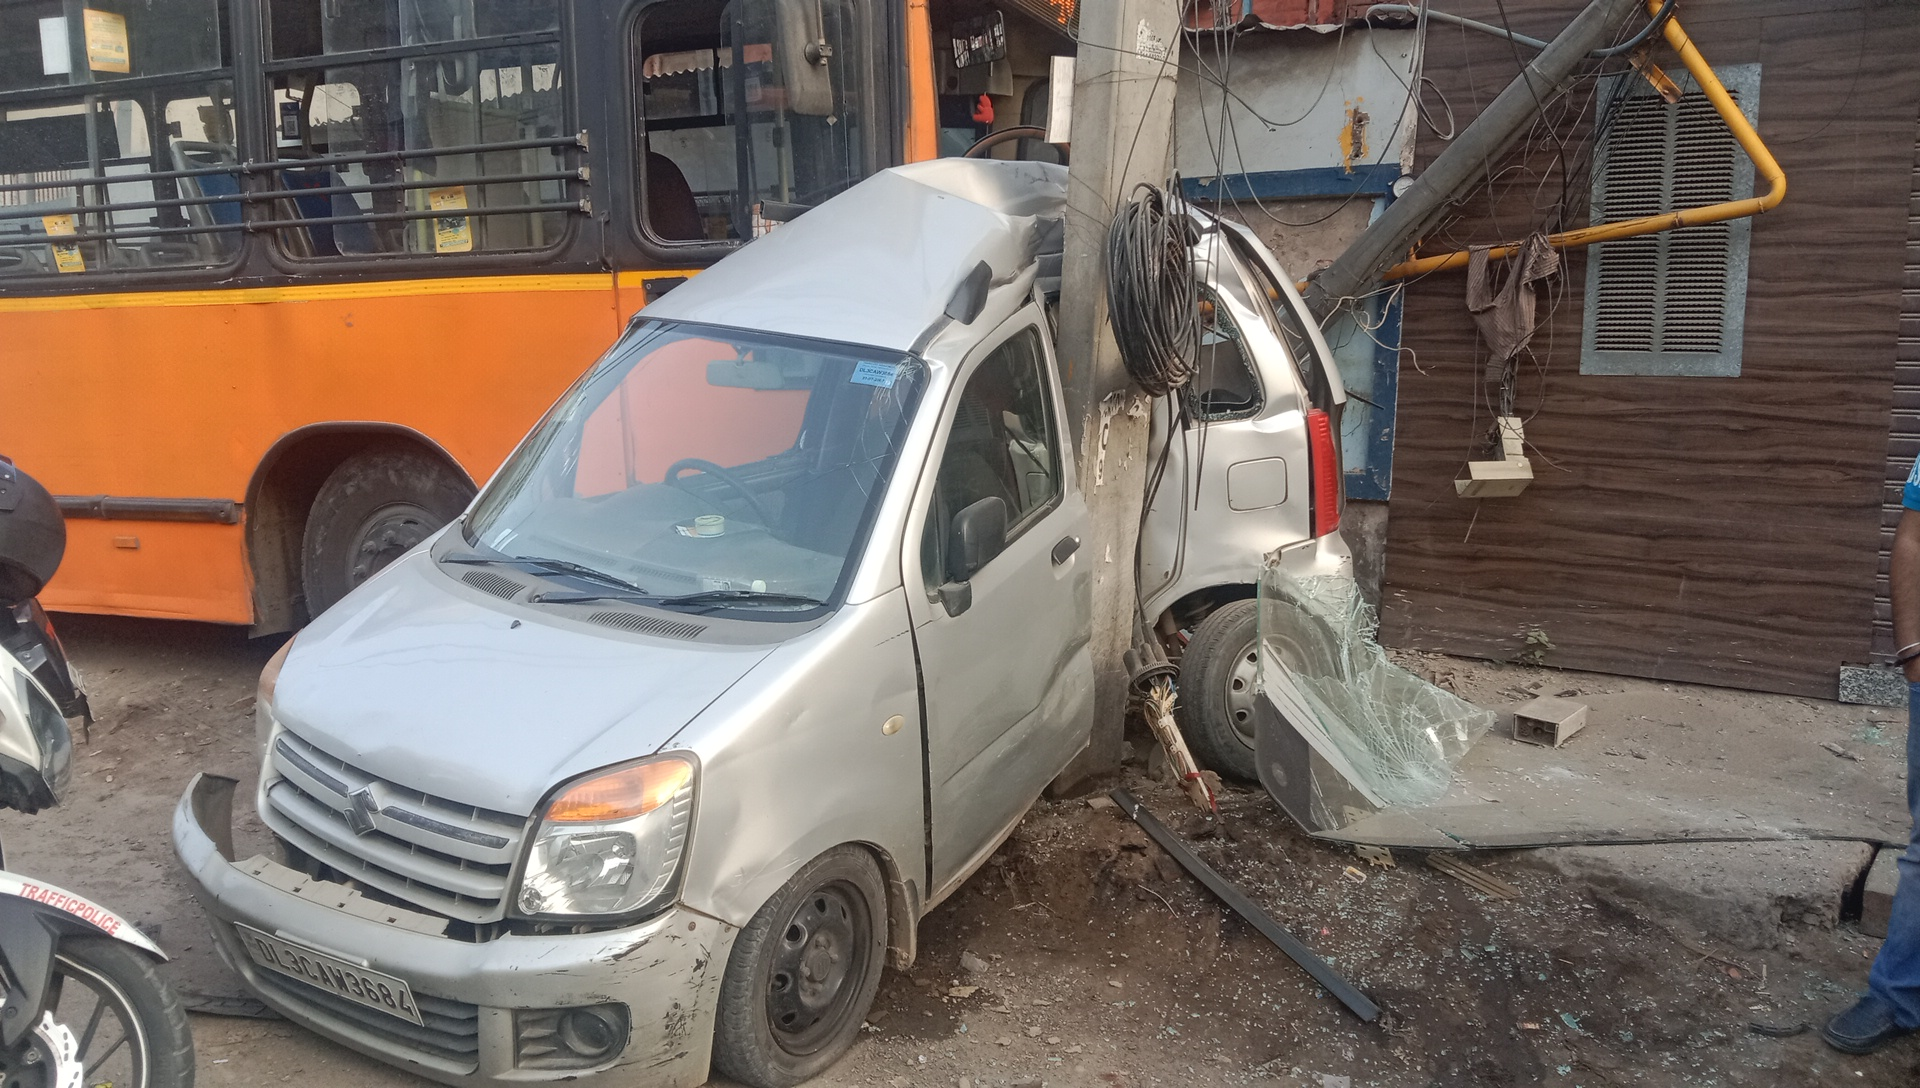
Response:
[0,459,65,605]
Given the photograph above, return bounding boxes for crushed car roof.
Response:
[640,158,1068,353]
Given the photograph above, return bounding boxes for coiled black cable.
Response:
[1105,183,1200,397]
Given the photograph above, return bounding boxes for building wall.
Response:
[1379,0,1920,696]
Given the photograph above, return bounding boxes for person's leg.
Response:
[1867,684,1920,1021]
[1827,682,1920,1053]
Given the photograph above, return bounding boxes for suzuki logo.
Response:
[345,787,380,837]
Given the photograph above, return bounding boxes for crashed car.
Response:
[172,157,1350,1087]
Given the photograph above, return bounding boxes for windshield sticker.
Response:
[850,362,900,389]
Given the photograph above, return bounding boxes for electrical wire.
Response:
[1105,183,1202,397]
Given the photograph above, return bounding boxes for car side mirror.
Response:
[939,496,1007,616]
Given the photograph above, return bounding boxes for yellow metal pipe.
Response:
[1378,1,1785,282]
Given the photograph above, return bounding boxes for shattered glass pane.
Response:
[1257,562,1494,812]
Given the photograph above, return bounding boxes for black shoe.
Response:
[1824,996,1915,1055]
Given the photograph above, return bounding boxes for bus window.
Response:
[0,0,224,94]
[0,0,234,276]
[266,0,559,58]
[633,0,870,246]
[262,0,573,259]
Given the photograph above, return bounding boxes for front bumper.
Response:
[173,774,735,1087]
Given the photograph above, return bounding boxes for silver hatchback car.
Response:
[173,158,1350,1087]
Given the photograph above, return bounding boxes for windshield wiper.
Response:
[441,552,647,594]
[531,588,825,611]
[657,589,825,609]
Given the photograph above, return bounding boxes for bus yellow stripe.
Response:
[0,270,699,313]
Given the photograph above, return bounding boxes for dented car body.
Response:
[172,159,1350,1086]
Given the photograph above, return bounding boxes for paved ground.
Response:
[8,614,1919,1086]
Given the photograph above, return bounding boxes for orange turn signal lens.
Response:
[545,758,693,823]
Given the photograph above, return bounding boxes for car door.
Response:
[903,313,1093,894]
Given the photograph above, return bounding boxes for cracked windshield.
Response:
[464,322,925,610]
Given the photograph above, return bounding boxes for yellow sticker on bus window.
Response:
[42,214,84,274]
[429,187,472,254]
[82,9,130,74]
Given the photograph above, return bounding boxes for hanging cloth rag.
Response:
[1466,233,1561,381]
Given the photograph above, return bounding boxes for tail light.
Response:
[1306,408,1341,538]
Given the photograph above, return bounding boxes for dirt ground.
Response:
[6,614,1918,1087]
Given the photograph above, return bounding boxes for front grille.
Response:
[262,731,528,923]
[251,967,480,1071]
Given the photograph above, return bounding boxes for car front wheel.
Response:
[711,846,888,1088]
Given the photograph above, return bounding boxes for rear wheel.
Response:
[301,448,473,617]
[1175,598,1261,783]
[712,846,888,1088]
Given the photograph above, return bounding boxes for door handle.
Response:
[1051,535,1080,566]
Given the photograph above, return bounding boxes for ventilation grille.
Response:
[1590,90,1740,355]
[461,571,525,600]
[585,611,707,640]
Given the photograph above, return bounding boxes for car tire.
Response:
[711,846,889,1088]
[1175,598,1261,783]
[301,448,473,618]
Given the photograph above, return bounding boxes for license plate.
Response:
[235,924,424,1026]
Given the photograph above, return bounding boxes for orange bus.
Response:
[0,0,1071,628]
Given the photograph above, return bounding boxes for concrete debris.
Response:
[1354,844,1395,868]
[1837,664,1908,708]
[958,950,990,976]
[1508,840,1876,951]
[1862,846,1902,939]
[1512,695,1589,748]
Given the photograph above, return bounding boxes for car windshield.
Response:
[464,321,927,613]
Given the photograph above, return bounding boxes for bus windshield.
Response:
[464,322,926,612]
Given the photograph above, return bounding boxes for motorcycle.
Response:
[0,456,195,1086]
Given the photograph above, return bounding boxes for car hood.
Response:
[271,553,776,815]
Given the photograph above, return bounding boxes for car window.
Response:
[1188,289,1261,422]
[920,325,1059,589]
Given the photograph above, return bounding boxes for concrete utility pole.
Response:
[1303,0,1647,322]
[1053,0,1185,789]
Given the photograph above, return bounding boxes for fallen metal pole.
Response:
[1303,0,1647,322]
[1110,788,1381,1023]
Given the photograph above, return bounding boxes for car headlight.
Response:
[514,755,695,920]
[256,638,293,759]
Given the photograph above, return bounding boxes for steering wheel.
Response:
[664,458,776,527]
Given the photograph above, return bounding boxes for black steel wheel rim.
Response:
[764,880,870,1055]
[1224,635,1260,751]
[346,501,437,587]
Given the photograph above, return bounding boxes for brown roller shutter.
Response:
[1873,129,1920,660]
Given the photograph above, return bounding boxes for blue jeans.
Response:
[1868,682,1920,1026]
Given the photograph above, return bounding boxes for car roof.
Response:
[640,158,1068,353]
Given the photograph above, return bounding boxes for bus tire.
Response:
[1175,599,1261,783]
[301,448,473,618]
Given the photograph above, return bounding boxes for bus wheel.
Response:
[301,448,473,618]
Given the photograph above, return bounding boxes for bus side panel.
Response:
[53,523,255,622]
[2,276,649,623]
